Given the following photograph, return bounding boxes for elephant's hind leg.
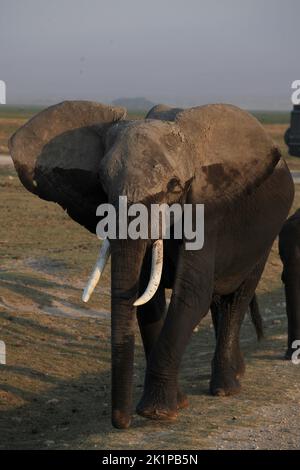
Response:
[210,258,267,397]
[210,294,245,396]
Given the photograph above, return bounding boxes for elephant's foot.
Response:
[136,373,178,421]
[112,410,132,429]
[210,366,242,397]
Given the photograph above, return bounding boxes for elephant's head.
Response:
[9,100,280,428]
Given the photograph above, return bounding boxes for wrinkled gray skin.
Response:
[9,101,294,429]
[279,209,300,359]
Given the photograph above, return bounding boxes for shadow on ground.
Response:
[0,276,299,449]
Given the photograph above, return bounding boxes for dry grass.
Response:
[0,118,24,154]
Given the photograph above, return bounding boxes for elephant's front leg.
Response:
[137,288,189,410]
[137,248,214,421]
[136,250,167,359]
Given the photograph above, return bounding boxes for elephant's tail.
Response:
[249,294,264,341]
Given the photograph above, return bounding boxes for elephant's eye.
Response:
[167,178,181,193]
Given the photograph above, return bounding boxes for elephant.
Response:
[9,100,294,429]
[279,209,300,359]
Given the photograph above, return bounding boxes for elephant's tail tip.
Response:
[249,294,264,341]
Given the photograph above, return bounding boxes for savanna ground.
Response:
[0,107,300,450]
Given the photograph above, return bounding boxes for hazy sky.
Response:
[1,0,299,109]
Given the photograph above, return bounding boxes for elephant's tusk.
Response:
[134,240,163,307]
[82,238,111,302]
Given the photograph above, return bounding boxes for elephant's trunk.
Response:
[110,239,147,429]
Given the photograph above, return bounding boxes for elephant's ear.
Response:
[9,101,126,232]
[175,104,281,204]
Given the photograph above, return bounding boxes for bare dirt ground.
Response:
[0,124,300,450]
